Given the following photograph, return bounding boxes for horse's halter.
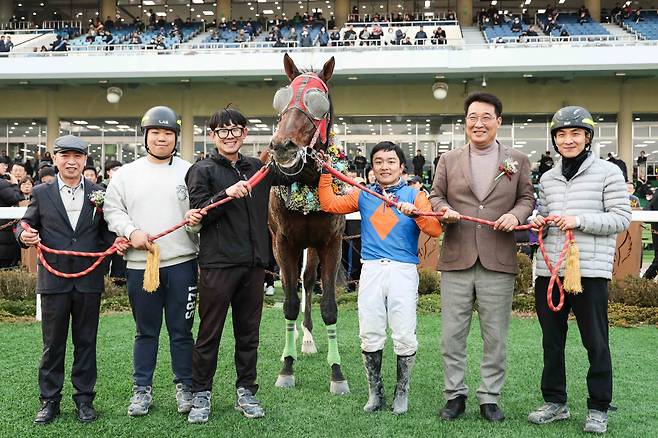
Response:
[273,72,332,151]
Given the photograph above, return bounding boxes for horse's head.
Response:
[269,53,335,170]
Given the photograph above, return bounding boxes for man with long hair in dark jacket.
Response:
[185,107,305,423]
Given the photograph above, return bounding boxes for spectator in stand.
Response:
[432,27,447,44]
[610,3,622,23]
[174,15,184,29]
[634,7,644,23]
[330,27,341,46]
[288,26,298,42]
[343,25,357,45]
[3,36,13,52]
[299,26,313,47]
[129,32,142,44]
[415,26,427,45]
[104,16,114,29]
[401,36,412,45]
[0,36,5,52]
[560,28,570,37]
[315,27,329,47]
[52,35,68,51]
[370,24,383,45]
[447,10,456,20]
[622,3,632,19]
[578,6,591,24]
[511,18,523,32]
[358,27,370,46]
[412,149,425,176]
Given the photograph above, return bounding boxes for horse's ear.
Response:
[283,53,300,81]
[319,56,335,83]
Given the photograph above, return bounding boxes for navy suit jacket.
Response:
[16,179,116,294]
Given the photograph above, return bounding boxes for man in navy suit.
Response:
[17,135,129,424]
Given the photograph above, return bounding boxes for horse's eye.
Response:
[304,89,330,120]
[273,86,292,114]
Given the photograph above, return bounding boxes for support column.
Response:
[585,0,601,22]
[216,0,232,21]
[46,90,58,154]
[0,1,12,24]
[457,0,473,27]
[617,81,632,182]
[335,0,349,28]
[181,88,194,163]
[101,0,117,21]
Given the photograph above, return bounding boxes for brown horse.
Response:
[268,54,349,395]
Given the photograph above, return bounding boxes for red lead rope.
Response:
[321,162,572,312]
[20,166,271,279]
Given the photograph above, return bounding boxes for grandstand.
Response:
[0,1,656,176]
[622,10,658,39]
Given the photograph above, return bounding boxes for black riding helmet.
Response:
[549,106,596,152]
[140,106,181,163]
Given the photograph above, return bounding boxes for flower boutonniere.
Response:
[89,190,105,220]
[495,157,519,181]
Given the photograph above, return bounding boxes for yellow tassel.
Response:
[143,243,160,293]
[564,240,583,294]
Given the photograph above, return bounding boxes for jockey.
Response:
[318,141,442,415]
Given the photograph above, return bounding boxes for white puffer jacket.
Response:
[536,152,631,279]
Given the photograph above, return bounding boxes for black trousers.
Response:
[534,276,612,411]
[192,266,265,394]
[642,231,658,279]
[39,291,101,404]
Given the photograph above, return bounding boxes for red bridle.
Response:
[279,73,331,148]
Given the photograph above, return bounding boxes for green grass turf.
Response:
[0,306,656,437]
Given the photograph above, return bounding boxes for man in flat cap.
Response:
[17,135,129,425]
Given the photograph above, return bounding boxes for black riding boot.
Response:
[362,350,384,412]
[392,353,416,415]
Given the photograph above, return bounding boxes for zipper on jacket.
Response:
[240,169,256,267]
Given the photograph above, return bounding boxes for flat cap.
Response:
[53,135,88,155]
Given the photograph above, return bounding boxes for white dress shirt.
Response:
[57,174,85,230]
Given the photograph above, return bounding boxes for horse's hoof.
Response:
[330,380,350,395]
[275,374,296,389]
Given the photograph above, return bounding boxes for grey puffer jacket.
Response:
[536,152,631,279]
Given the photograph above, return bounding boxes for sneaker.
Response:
[583,409,608,434]
[528,402,570,424]
[234,387,265,419]
[188,391,212,424]
[175,383,193,414]
[127,385,153,417]
[265,285,275,296]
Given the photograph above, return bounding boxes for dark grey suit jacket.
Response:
[16,179,116,294]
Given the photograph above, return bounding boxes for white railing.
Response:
[485,33,639,44]
[345,19,459,29]
[0,21,39,30]
[2,33,657,58]
[42,20,83,33]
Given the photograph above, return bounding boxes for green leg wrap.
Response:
[281,319,297,361]
[326,324,341,366]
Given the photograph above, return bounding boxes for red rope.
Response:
[322,162,572,312]
[21,166,271,279]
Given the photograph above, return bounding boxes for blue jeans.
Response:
[127,259,198,387]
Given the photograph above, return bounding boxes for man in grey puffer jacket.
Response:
[528,106,631,435]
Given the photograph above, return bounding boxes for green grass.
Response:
[0,307,656,437]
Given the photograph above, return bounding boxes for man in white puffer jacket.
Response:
[528,106,631,435]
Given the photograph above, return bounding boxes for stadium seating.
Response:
[537,13,610,36]
[622,10,658,40]
[66,23,201,50]
[483,23,529,42]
